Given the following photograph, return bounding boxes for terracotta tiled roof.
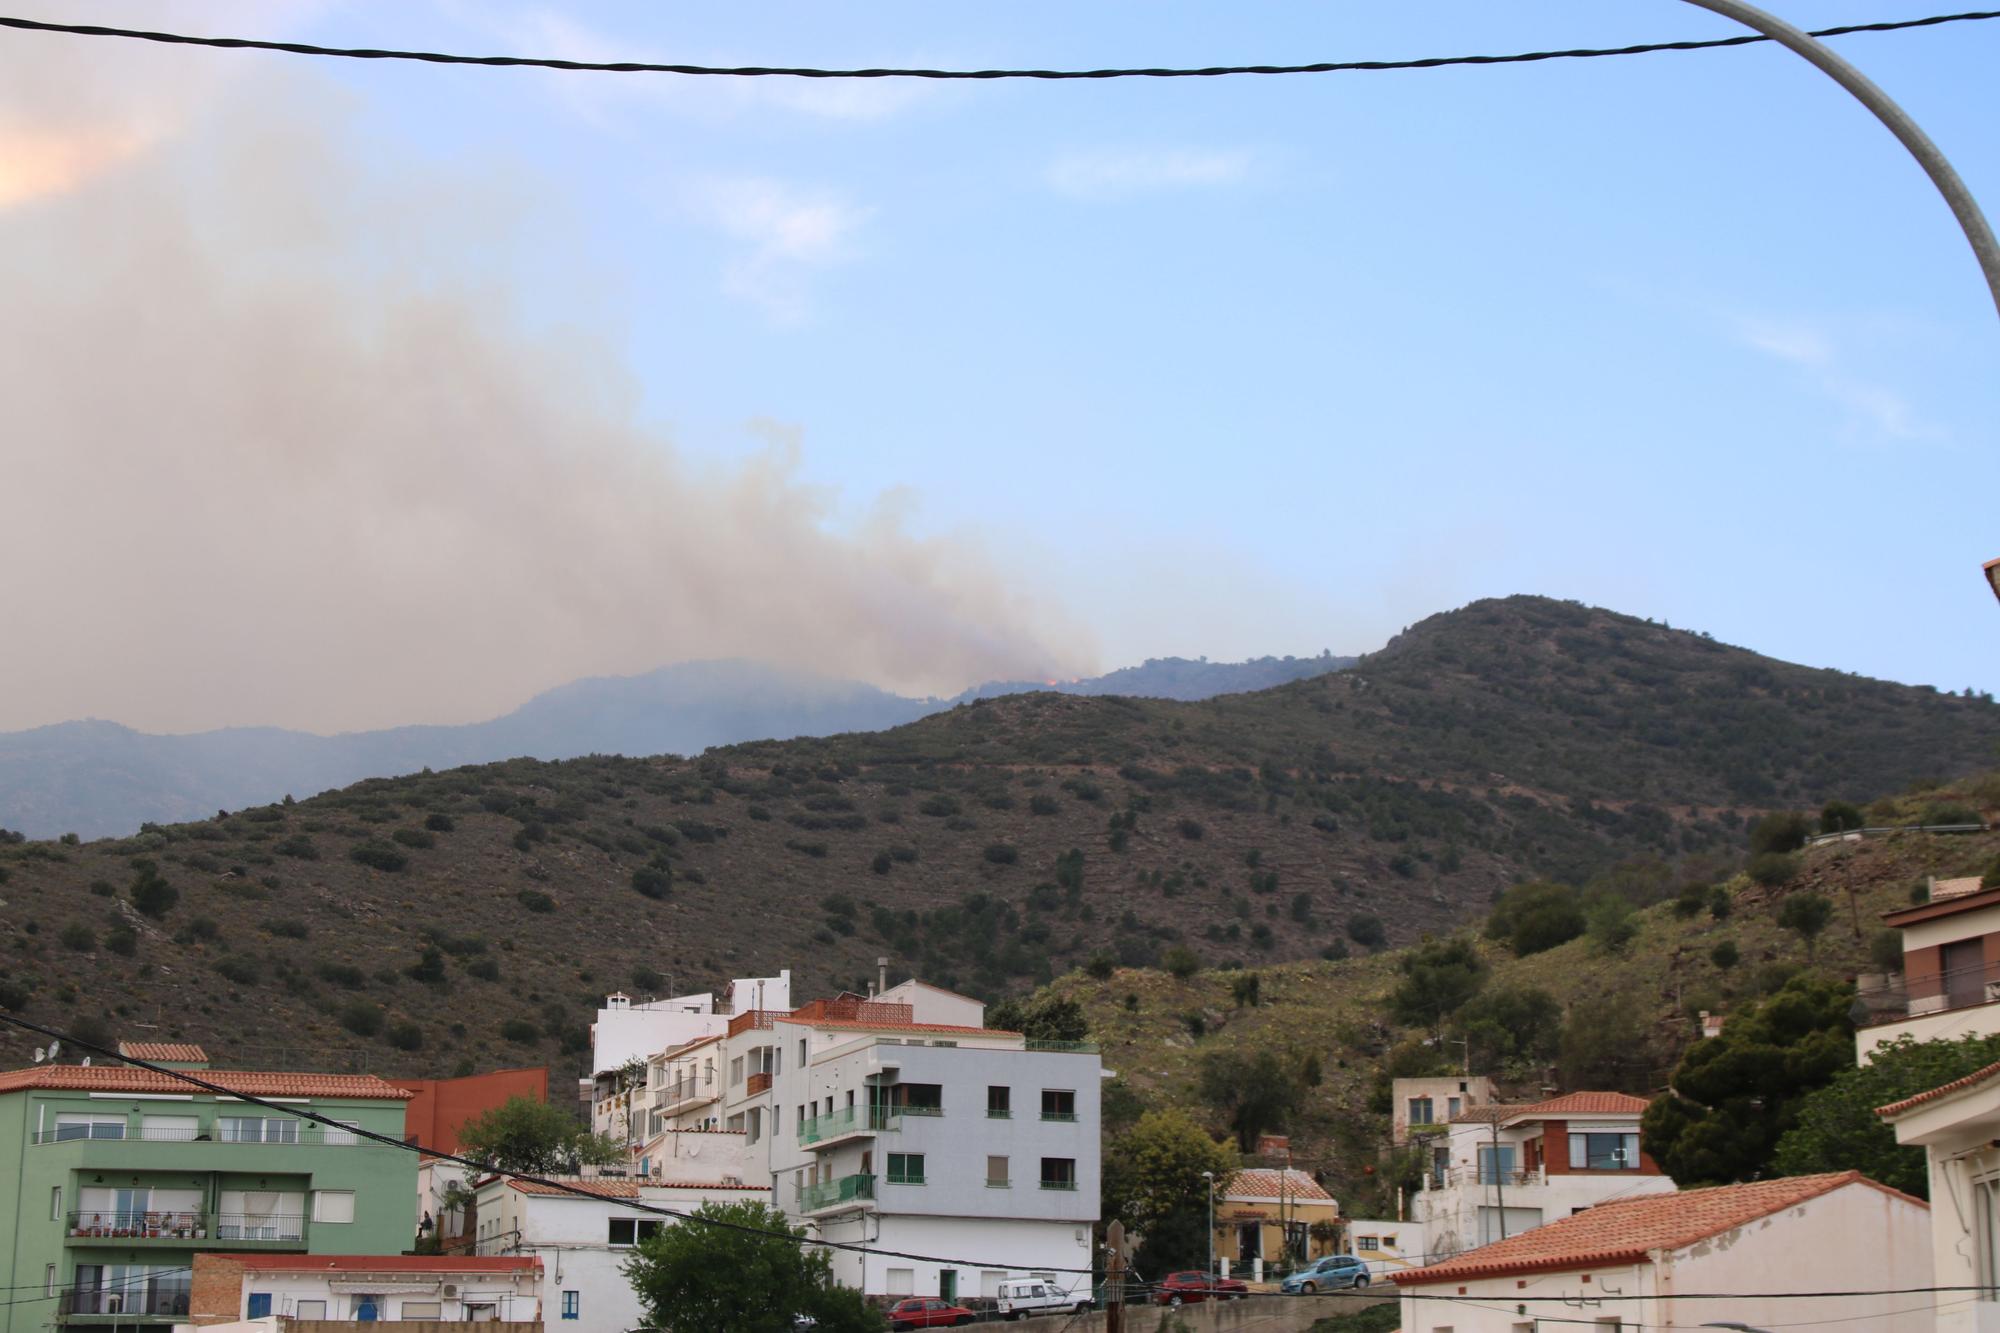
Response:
[774,1017,1019,1037]
[116,1042,208,1062]
[1504,1091,1651,1120]
[1392,1172,1923,1285]
[1223,1169,1333,1203]
[1878,1060,2000,1118]
[0,1065,413,1100]
[1450,1106,1509,1123]
[219,1256,540,1273]
[505,1179,642,1198]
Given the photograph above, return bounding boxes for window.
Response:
[887,1153,926,1185]
[1040,1157,1077,1190]
[1407,1097,1434,1126]
[50,1187,61,1221]
[899,1083,943,1114]
[1477,1144,1516,1184]
[53,1114,125,1141]
[297,1302,327,1320]
[247,1294,273,1319]
[140,1115,198,1142]
[312,1191,355,1224]
[886,1269,915,1296]
[1356,1236,1380,1252]
[1040,1089,1076,1122]
[987,1086,1011,1119]
[1447,1096,1462,1118]
[986,1156,1010,1188]
[1976,1178,2000,1295]
[323,1120,359,1147]
[43,1266,55,1299]
[561,1292,580,1321]
[1569,1132,1640,1171]
[799,1038,808,1064]
[219,1117,296,1144]
[730,1056,744,1086]
[401,1302,441,1320]
[608,1218,663,1246]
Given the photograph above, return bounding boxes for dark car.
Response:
[885,1297,976,1329]
[1154,1270,1249,1306]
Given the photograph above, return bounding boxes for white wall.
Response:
[224,1269,539,1322]
[1397,1181,1930,1333]
[878,981,985,1029]
[813,1213,1093,1300]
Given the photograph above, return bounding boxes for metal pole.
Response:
[1489,1118,1508,1243]
[1676,0,2000,323]
[1202,1172,1215,1278]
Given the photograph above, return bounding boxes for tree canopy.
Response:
[622,1201,881,1333]
[1101,1108,1236,1275]
[1484,882,1587,957]
[1641,974,1855,1186]
[1770,1033,2000,1197]
[456,1096,625,1175]
[1197,1048,1302,1151]
[1388,936,1489,1028]
[987,992,1088,1042]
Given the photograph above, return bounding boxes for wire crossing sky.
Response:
[0,8,1996,77]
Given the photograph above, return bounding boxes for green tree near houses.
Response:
[1099,1109,1236,1277]
[1770,1033,2000,1198]
[622,1200,882,1333]
[1641,974,1854,1186]
[456,1096,625,1175]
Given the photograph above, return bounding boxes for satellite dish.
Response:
[33,1047,46,1064]
[47,1041,60,1060]
[80,1056,91,1067]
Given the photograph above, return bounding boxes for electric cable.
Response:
[0,9,1994,80]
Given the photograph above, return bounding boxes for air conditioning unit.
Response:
[443,1285,458,1298]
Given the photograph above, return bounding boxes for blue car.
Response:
[1280,1254,1372,1294]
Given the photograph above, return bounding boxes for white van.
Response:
[995,1277,1090,1319]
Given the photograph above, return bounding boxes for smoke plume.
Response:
[0,19,1085,734]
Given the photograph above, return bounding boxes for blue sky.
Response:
[2,1,1996,731]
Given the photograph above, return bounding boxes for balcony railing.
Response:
[1024,1039,1099,1054]
[71,1211,308,1243]
[1039,1179,1079,1191]
[801,1172,875,1212]
[34,1125,363,1147]
[726,1010,783,1037]
[1040,1110,1078,1122]
[798,1106,905,1145]
[746,1071,773,1096]
[1865,958,2000,1025]
[61,1288,192,1318]
[1430,1167,1544,1189]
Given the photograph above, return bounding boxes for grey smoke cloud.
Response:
[0,38,1087,735]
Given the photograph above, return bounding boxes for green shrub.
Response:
[983,844,1019,865]
[1747,852,1800,887]
[214,956,259,986]
[349,844,408,873]
[517,889,556,913]
[1710,886,1735,919]
[632,864,672,899]
[319,962,366,989]
[467,958,502,982]
[1178,819,1204,840]
[871,851,893,875]
[1346,914,1388,951]
[1819,800,1865,834]
[59,924,95,952]
[129,862,178,918]
[391,828,435,849]
[261,918,310,940]
[424,813,455,832]
[388,1022,425,1051]
[1028,794,1060,817]
[103,927,137,957]
[1085,950,1116,979]
[1870,930,1905,971]
[275,835,319,860]
[1710,940,1740,970]
[918,795,961,818]
[1748,812,1811,855]
[340,1002,383,1036]
[500,1018,539,1044]
[1163,946,1201,979]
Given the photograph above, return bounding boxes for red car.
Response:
[885,1297,975,1329]
[1155,1270,1249,1306]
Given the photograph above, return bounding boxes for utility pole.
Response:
[1201,1171,1215,1278]
[1105,1220,1126,1333]
[1488,1117,1509,1243]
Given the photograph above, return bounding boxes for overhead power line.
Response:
[0,9,1996,80]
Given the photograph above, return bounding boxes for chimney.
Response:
[877,956,889,997]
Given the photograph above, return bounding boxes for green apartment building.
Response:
[0,1049,418,1333]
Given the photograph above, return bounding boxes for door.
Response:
[1238,1222,1261,1261]
[1944,938,1987,1009]
[938,1271,956,1302]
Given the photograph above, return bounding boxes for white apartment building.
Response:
[763,991,1102,1303]
[471,1177,773,1333]
[588,971,792,1085]
[1410,1092,1675,1256]
[1879,1058,2000,1333]
[184,1253,542,1327]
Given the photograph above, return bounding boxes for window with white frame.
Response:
[1976,1176,2000,1295]
[401,1302,442,1320]
[562,1292,579,1321]
[312,1191,355,1224]
[297,1302,327,1320]
[1356,1235,1379,1251]
[1568,1132,1640,1171]
[52,1114,125,1141]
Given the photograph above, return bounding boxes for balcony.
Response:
[801,1172,875,1213]
[1024,1039,1099,1054]
[34,1125,364,1147]
[64,1211,307,1247]
[727,1009,783,1037]
[746,1071,773,1096]
[798,1106,904,1146]
[60,1288,191,1320]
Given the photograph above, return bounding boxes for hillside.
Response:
[0,654,1358,841]
[0,595,1993,1084]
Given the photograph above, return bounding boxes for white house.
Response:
[765,991,1101,1303]
[1410,1091,1675,1256]
[1858,879,2000,1063]
[471,1176,773,1333]
[1391,1075,1497,1146]
[588,972,792,1084]
[1878,1057,2000,1333]
[184,1253,541,1326]
[1392,1171,1931,1333]
[1341,1219,1427,1275]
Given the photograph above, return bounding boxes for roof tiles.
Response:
[1877,1059,2000,1118]
[0,1065,413,1100]
[116,1042,209,1062]
[220,1256,540,1273]
[1393,1172,1922,1285]
[1223,1168,1333,1202]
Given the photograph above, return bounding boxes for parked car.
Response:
[885,1297,976,1329]
[1280,1254,1372,1294]
[996,1277,1091,1319]
[1154,1271,1249,1306]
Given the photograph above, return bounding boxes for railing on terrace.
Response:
[726,1010,784,1037]
[745,1071,773,1096]
[798,1106,910,1144]
[35,1125,365,1147]
[801,1173,875,1211]
[1804,822,1989,847]
[61,1288,192,1318]
[1433,1167,1544,1189]
[1038,1178,1079,1191]
[66,1211,204,1240]
[1866,958,2000,1024]
[211,1213,308,1242]
[1024,1039,1099,1054]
